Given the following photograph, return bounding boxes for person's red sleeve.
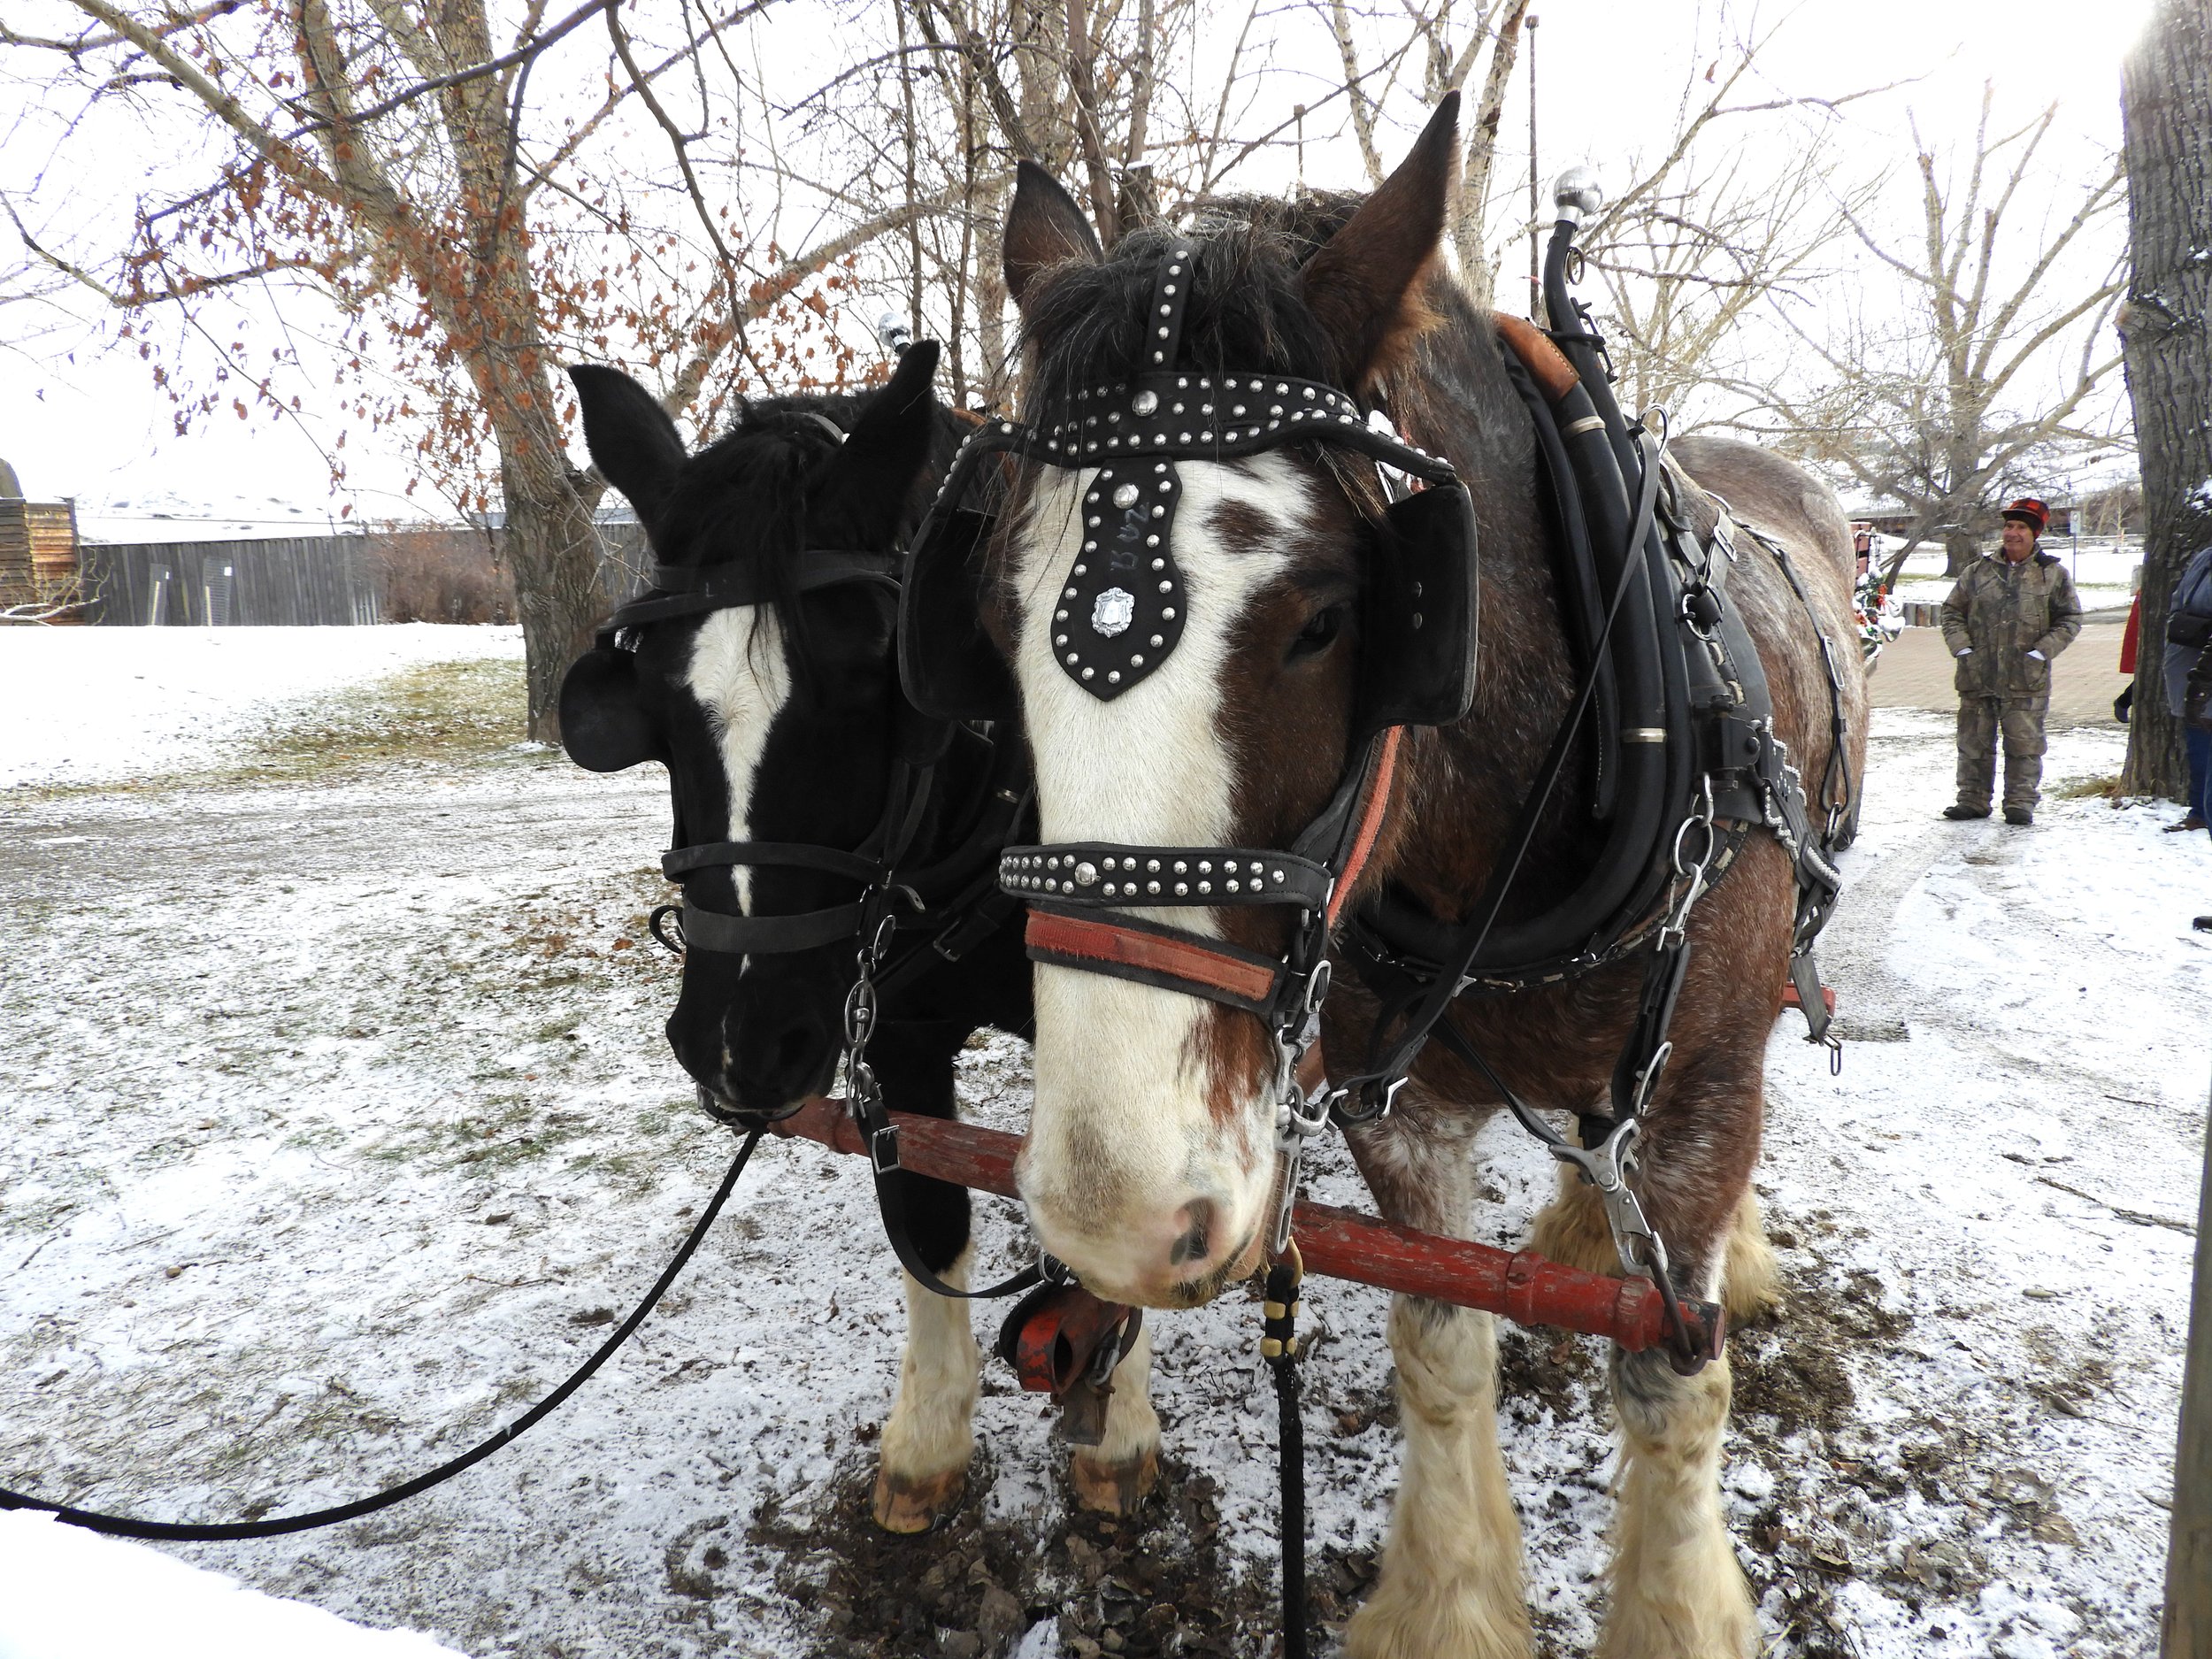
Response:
[2121,591,2141,673]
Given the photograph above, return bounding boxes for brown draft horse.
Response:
[976,107,1867,1655]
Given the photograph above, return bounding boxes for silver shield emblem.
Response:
[1091,588,1135,637]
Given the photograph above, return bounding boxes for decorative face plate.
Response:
[1051,457,1186,698]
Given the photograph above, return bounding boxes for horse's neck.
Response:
[1381,301,1585,903]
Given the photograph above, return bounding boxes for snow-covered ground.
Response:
[1,627,2205,1658]
[0,625,521,788]
[1890,544,2141,610]
[0,1509,463,1658]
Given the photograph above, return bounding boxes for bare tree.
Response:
[2118,0,2212,807]
[1,0,939,739]
[1741,88,2127,580]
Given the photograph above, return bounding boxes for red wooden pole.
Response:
[769,1099,1720,1357]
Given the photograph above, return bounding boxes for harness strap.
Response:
[1025,907,1284,1016]
[1326,725,1402,927]
[663,841,881,884]
[678,899,869,956]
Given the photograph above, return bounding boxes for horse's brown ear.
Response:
[1003,159,1103,312]
[1298,92,1460,390]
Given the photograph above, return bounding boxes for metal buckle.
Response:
[866,1117,901,1175]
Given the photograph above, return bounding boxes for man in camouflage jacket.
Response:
[1939,497,2083,825]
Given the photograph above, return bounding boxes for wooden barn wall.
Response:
[77,526,647,626]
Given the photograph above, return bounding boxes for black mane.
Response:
[641,383,965,672]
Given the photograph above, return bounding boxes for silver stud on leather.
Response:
[1074,862,1098,886]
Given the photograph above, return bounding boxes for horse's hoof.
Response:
[1069,1447,1156,1515]
[872,1463,965,1533]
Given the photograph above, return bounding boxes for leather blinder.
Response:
[1360,483,1479,740]
[557,643,664,772]
[900,503,1017,722]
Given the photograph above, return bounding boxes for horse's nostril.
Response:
[1169,1200,1215,1267]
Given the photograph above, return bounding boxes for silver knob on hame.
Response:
[1552,166,1603,226]
[875,312,914,357]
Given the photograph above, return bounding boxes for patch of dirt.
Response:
[746,1448,1296,1657]
[1731,1262,1908,1435]
[1496,1324,1605,1425]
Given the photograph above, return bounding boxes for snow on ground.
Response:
[1890,545,2141,609]
[0,1509,463,1658]
[0,625,521,788]
[1,627,2206,1658]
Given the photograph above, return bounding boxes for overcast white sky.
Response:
[0,0,2155,535]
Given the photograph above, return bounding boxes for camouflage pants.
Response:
[1955,695,2049,811]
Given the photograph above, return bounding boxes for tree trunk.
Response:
[1943,529,1980,578]
[2120,0,2212,803]
[498,428,603,745]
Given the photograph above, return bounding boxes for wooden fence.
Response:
[75,525,648,627]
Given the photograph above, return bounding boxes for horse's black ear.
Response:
[568,365,687,519]
[1297,92,1460,390]
[558,643,663,772]
[831,340,941,542]
[1003,160,1104,311]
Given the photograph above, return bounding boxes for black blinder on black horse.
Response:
[558,641,663,773]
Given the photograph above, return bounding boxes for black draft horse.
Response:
[557,344,1164,1529]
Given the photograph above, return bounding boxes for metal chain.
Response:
[1264,960,1335,1257]
[842,903,901,1170]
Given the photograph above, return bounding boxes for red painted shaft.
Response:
[770,1099,1717,1356]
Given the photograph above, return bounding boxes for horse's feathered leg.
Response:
[866,1025,982,1533]
[875,1250,983,1532]
[1069,1323,1162,1514]
[1342,1102,1533,1659]
[1601,1346,1752,1658]
[1597,1048,1761,1658]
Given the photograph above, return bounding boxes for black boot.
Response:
[1942,804,1991,820]
[2003,806,2033,826]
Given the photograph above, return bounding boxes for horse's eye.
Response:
[1287,605,1345,660]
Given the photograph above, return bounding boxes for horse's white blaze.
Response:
[684,607,792,914]
[1009,453,1311,1301]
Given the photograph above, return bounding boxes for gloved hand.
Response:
[1955,647,1973,658]
[2025,649,2046,661]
